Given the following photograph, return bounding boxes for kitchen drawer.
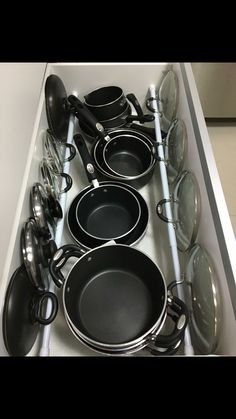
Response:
[1,62,236,356]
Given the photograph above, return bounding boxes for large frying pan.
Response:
[50,243,189,355]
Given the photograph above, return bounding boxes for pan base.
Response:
[107,151,144,176]
[78,270,155,344]
[84,204,135,239]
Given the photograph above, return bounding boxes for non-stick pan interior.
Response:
[67,181,149,249]
[76,185,140,240]
[64,246,166,344]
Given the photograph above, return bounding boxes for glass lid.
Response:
[172,170,201,252]
[165,119,187,184]
[184,243,221,354]
[158,70,178,133]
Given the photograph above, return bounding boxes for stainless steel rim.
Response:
[62,244,168,350]
[75,184,141,241]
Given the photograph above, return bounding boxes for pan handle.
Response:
[148,295,189,355]
[68,95,110,142]
[126,93,144,117]
[73,134,99,185]
[49,244,86,288]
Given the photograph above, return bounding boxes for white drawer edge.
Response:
[180,63,236,317]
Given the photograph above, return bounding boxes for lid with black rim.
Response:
[172,170,201,252]
[184,243,221,354]
[159,70,179,134]
[2,264,40,356]
[45,74,70,141]
[165,119,187,184]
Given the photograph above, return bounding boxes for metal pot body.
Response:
[84,86,127,120]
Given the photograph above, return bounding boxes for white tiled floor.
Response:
[207,122,236,234]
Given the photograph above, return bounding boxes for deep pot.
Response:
[49,243,189,355]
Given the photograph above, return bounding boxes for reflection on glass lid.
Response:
[172,170,200,252]
[165,119,187,185]
[159,70,178,133]
[184,243,221,354]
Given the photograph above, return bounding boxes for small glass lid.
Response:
[159,70,178,133]
[165,119,187,184]
[172,170,201,252]
[184,243,221,354]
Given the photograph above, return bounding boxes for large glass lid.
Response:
[165,119,187,184]
[184,243,221,354]
[159,70,178,133]
[172,170,201,252]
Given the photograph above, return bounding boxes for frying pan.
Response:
[73,134,141,242]
[67,180,149,250]
[50,243,189,355]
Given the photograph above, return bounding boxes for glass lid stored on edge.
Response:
[165,119,187,185]
[184,243,221,354]
[172,170,201,252]
[159,70,179,134]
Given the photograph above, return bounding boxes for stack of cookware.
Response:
[4,72,195,355]
[42,73,189,356]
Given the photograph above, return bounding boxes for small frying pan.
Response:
[73,134,141,242]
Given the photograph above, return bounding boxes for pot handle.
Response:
[68,95,110,142]
[156,198,178,223]
[130,124,168,140]
[63,143,76,162]
[148,295,189,355]
[126,93,154,123]
[31,291,58,325]
[49,244,85,288]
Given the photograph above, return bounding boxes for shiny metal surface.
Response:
[31,182,54,239]
[159,70,179,133]
[184,243,222,354]
[173,170,201,252]
[21,218,45,289]
[165,119,187,184]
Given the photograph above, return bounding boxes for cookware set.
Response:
[2,69,221,356]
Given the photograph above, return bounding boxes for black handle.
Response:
[73,134,98,184]
[49,244,85,288]
[156,198,177,223]
[68,95,109,142]
[63,143,76,162]
[59,172,73,194]
[31,291,58,325]
[126,93,144,117]
[130,124,167,140]
[47,195,63,219]
[149,295,189,355]
[125,114,155,124]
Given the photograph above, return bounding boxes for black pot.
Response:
[50,244,189,355]
[84,86,127,120]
